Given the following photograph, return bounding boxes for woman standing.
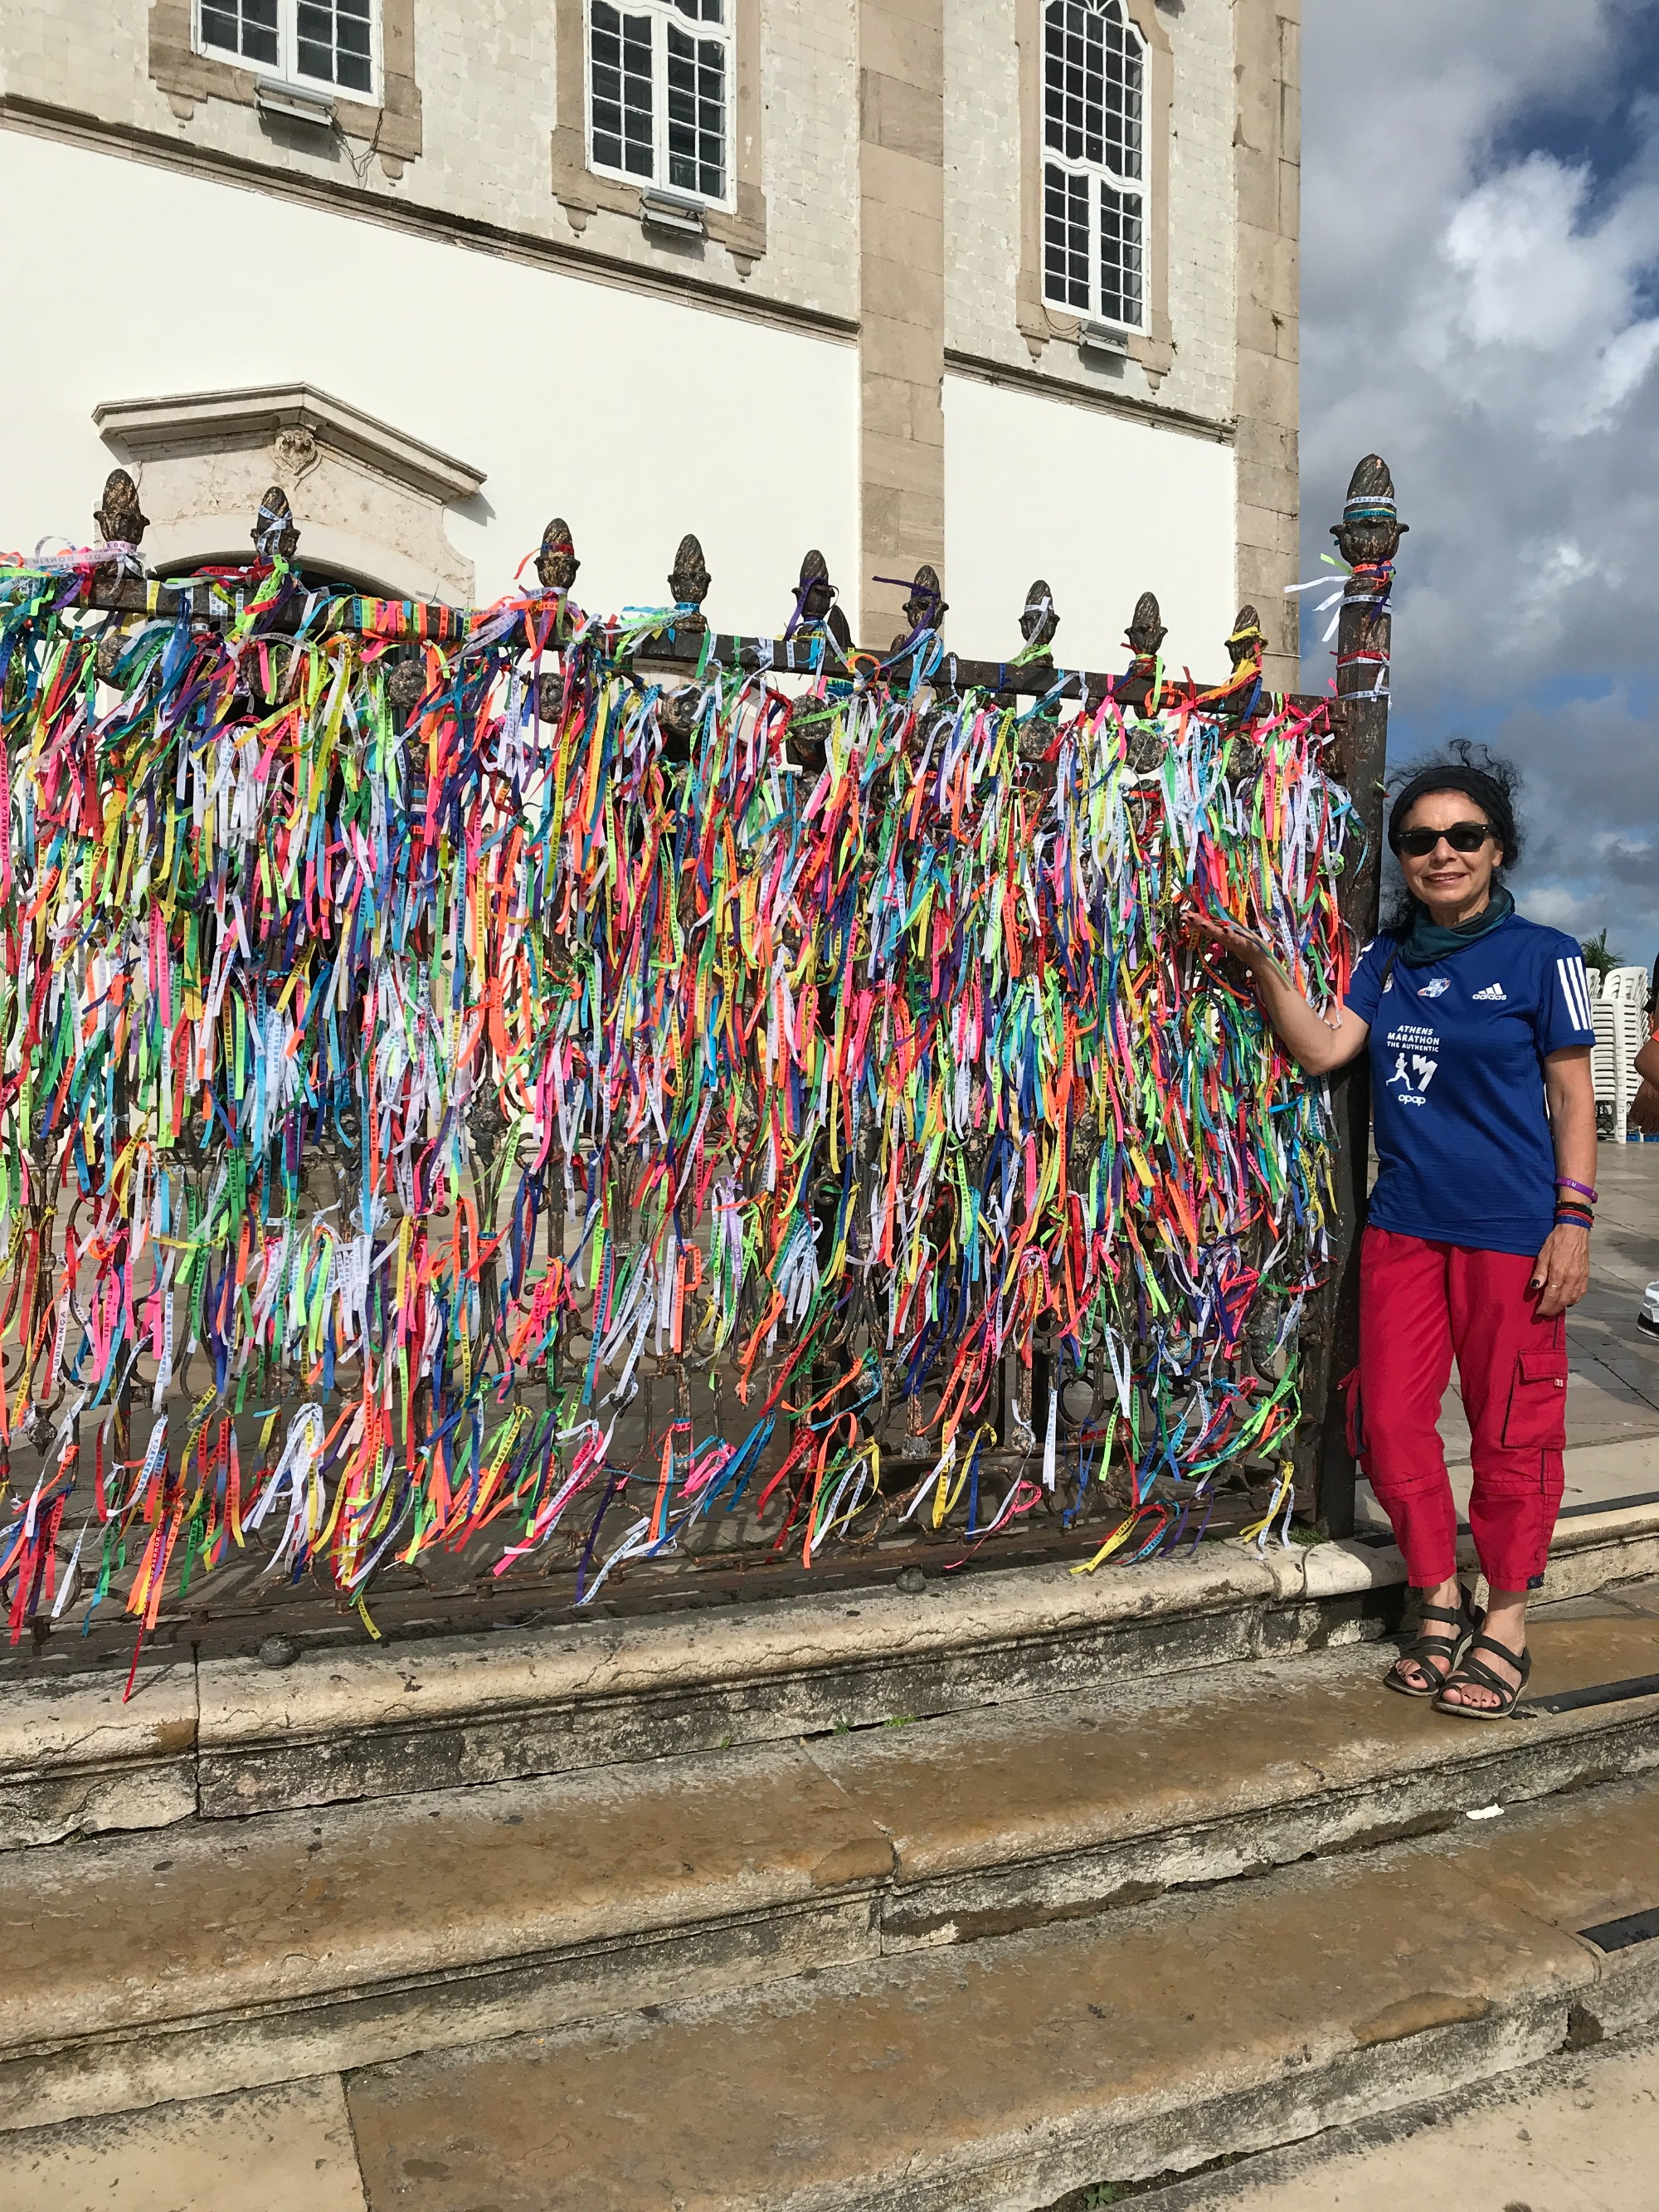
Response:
[1190,754,1597,1715]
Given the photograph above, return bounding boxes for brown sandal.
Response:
[1434,1630,1531,1719]
[1384,1593,1475,1698]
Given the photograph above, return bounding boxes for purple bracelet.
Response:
[1555,1177,1598,1202]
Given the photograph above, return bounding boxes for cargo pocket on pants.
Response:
[1501,1347,1569,1453]
[1339,1365,1364,1457]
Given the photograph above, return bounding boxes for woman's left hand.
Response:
[1529,1223,1591,1317]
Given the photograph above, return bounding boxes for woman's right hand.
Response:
[1182,901,1366,1075]
[1183,905,1274,975]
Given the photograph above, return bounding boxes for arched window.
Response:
[1041,0,1146,330]
[589,0,732,207]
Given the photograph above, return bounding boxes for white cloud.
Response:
[1301,2,1659,962]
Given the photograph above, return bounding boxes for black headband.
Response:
[1388,767,1515,855]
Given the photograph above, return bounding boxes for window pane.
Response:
[1043,0,1143,180]
[592,2,654,179]
[673,0,722,17]
[1101,184,1144,326]
[295,0,376,93]
[201,0,279,68]
[667,23,725,199]
[1043,163,1090,312]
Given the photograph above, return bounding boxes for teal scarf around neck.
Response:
[1396,883,1515,968]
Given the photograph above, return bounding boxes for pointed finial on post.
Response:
[1020,578,1059,656]
[1331,453,1407,571]
[1126,589,1165,664]
[791,548,853,649]
[534,517,580,592]
[1227,605,1265,675]
[252,485,299,564]
[95,469,148,552]
[668,532,711,631]
[889,563,946,653]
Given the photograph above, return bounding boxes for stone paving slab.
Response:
[340,1780,1659,2212]
[0,2075,366,2212]
[1111,2028,1659,2212]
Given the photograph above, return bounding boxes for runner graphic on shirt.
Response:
[1382,1021,1440,1106]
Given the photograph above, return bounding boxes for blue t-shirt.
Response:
[1343,912,1594,1257]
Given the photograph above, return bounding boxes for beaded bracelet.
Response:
[1556,1177,1599,1202]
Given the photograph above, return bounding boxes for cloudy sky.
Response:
[1300,1,1659,967]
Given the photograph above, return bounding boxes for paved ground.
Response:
[1358,1143,1659,1528]
[1132,2028,1659,2212]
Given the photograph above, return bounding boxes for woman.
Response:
[1632,991,1659,1133]
[1191,754,1597,1716]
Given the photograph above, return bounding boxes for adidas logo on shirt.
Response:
[1472,982,1507,1001]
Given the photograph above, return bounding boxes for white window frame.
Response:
[586,0,736,213]
[1039,0,1148,334]
[192,0,384,108]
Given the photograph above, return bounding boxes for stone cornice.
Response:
[93,386,485,506]
[943,348,1235,446]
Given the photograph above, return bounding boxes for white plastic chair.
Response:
[1604,965,1651,1011]
[1593,997,1640,1142]
[1584,966,1602,1001]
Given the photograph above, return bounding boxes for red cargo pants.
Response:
[1346,1226,1568,1592]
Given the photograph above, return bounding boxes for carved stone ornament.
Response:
[535,517,581,592]
[794,548,853,648]
[251,485,299,563]
[1331,453,1407,572]
[1227,605,1266,673]
[94,468,148,548]
[1019,579,1059,655]
[668,532,712,624]
[1126,590,1167,660]
[272,426,320,480]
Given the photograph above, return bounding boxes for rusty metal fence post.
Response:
[1303,456,1405,1536]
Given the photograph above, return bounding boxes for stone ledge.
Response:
[9,1502,1657,1841]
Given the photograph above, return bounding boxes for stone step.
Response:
[327,1775,1659,2212]
[7,1497,1659,1848]
[5,1592,1657,2134]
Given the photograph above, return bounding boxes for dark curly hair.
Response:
[1382,740,1525,935]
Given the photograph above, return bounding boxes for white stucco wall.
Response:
[0,132,859,626]
[942,374,1237,678]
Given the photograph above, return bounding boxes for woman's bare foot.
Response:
[1391,1574,1468,1692]
[1437,1587,1529,1710]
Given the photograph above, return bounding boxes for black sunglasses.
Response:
[1396,821,1494,859]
